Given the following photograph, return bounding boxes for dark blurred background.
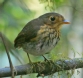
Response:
[0,0,83,78]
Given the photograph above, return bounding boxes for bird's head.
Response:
[39,12,70,30]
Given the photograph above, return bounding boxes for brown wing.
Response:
[14,18,43,48]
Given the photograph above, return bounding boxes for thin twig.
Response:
[0,32,15,78]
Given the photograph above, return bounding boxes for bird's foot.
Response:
[42,55,61,69]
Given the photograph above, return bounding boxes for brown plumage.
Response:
[14,12,69,58]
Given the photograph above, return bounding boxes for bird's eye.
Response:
[50,16,55,21]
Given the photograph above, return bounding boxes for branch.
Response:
[0,58,83,77]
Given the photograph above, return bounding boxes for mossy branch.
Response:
[0,58,83,77]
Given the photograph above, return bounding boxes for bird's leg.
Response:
[42,55,50,62]
[42,55,61,69]
[27,53,32,64]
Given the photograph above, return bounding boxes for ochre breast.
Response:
[37,24,60,41]
[30,24,60,49]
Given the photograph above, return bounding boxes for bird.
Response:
[14,12,70,63]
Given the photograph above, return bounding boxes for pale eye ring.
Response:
[50,16,55,21]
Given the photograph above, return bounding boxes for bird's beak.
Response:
[63,20,70,24]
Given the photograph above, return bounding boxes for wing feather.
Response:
[14,18,43,48]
